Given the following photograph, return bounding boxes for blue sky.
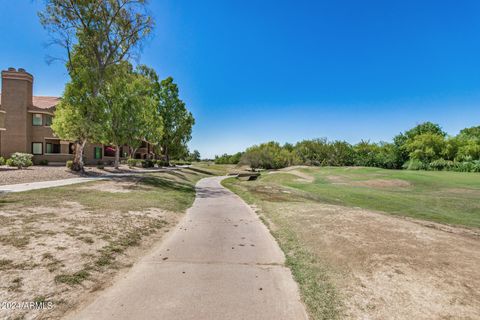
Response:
[1,1,480,158]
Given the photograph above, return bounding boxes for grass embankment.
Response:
[0,168,212,319]
[223,166,480,319]
[189,162,248,176]
[268,166,480,228]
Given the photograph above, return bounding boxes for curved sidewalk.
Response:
[0,177,104,193]
[67,176,308,320]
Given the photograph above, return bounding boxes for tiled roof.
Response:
[0,94,60,110]
[32,96,61,109]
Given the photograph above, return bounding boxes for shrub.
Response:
[452,161,474,172]
[405,133,446,163]
[240,141,297,169]
[403,159,429,171]
[39,159,49,166]
[429,159,449,171]
[215,152,243,164]
[7,153,33,169]
[472,160,480,172]
[127,158,138,167]
[292,139,354,167]
[141,159,154,168]
[97,161,105,169]
[156,159,169,167]
[6,159,13,167]
[0,157,5,166]
[66,160,73,169]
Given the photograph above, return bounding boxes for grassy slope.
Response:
[270,167,480,228]
[223,166,480,319]
[1,169,206,213]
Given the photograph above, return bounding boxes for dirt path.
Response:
[65,177,307,320]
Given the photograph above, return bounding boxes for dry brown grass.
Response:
[0,168,212,320]
[0,200,179,320]
[268,201,480,319]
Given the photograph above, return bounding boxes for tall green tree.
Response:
[393,122,447,166]
[157,77,195,163]
[51,51,107,168]
[98,62,161,168]
[405,132,447,163]
[39,0,153,171]
[455,125,480,160]
[188,150,201,162]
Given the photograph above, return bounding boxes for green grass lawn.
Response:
[189,162,242,176]
[249,167,480,228]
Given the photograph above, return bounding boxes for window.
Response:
[32,114,42,126]
[94,147,102,159]
[46,143,61,154]
[45,115,53,126]
[103,146,116,157]
[32,142,43,155]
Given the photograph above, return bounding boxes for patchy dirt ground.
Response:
[270,167,315,182]
[326,175,411,188]
[78,179,143,193]
[0,200,180,320]
[264,201,480,320]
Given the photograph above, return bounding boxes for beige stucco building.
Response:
[0,68,152,164]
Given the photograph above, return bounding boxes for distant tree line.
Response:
[216,122,480,172]
[214,152,243,165]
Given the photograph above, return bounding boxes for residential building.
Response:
[0,67,152,164]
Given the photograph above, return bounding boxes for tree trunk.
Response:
[72,140,86,172]
[114,145,120,169]
[164,145,170,165]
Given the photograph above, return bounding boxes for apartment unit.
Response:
[0,68,152,164]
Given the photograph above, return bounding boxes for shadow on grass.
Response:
[0,196,18,207]
[140,176,194,193]
[163,170,190,181]
[183,167,215,176]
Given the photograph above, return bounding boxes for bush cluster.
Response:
[156,159,169,167]
[141,159,155,168]
[215,152,243,164]
[127,158,139,167]
[230,122,480,172]
[5,153,33,169]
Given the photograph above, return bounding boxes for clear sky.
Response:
[1,0,480,158]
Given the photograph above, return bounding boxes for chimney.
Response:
[0,68,34,157]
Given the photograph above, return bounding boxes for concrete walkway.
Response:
[67,176,308,320]
[0,177,104,193]
[0,167,184,193]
